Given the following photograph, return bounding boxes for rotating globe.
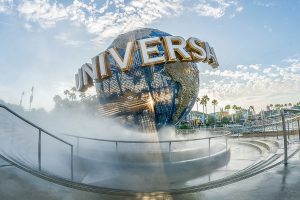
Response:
[95,28,200,131]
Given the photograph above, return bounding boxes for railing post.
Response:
[276,123,278,139]
[208,138,211,157]
[298,118,300,140]
[71,146,74,180]
[115,142,118,152]
[76,136,79,156]
[263,119,266,138]
[38,129,41,171]
[169,142,172,153]
[287,120,290,139]
[280,109,288,165]
[225,136,228,151]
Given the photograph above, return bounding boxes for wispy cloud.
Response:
[249,64,261,70]
[54,32,85,46]
[254,0,276,8]
[193,0,243,19]
[17,0,69,28]
[15,0,182,45]
[199,58,300,109]
[0,0,244,46]
[0,0,13,13]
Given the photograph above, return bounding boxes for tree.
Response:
[232,105,238,123]
[212,99,218,126]
[53,95,62,103]
[275,104,281,110]
[207,115,215,126]
[69,87,77,101]
[200,98,206,124]
[63,90,70,99]
[195,97,201,123]
[79,92,86,101]
[201,95,210,123]
[196,97,200,112]
[69,93,76,101]
[219,108,224,121]
[225,105,231,111]
[221,116,230,124]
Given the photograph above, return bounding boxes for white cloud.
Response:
[0,0,13,13]
[254,1,276,8]
[16,0,182,44]
[24,23,32,30]
[236,64,247,70]
[249,64,260,70]
[18,0,69,28]
[193,0,242,19]
[263,67,272,73]
[55,32,84,46]
[2,0,243,46]
[198,61,300,111]
[236,6,243,12]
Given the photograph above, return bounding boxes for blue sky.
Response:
[0,0,299,112]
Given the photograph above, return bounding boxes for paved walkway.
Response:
[1,149,300,200]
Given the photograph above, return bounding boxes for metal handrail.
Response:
[238,113,300,129]
[0,104,72,146]
[65,131,230,154]
[0,104,73,180]
[64,132,230,144]
[281,108,300,165]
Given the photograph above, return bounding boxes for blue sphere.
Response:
[95,28,199,131]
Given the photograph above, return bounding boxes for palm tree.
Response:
[71,87,76,93]
[219,108,224,120]
[232,105,238,123]
[63,90,70,99]
[69,93,76,101]
[236,106,243,122]
[212,99,218,126]
[79,92,86,100]
[224,105,231,122]
[195,97,201,123]
[196,97,200,112]
[202,95,210,122]
[225,105,231,111]
[200,98,206,124]
[68,87,77,101]
[232,105,237,111]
